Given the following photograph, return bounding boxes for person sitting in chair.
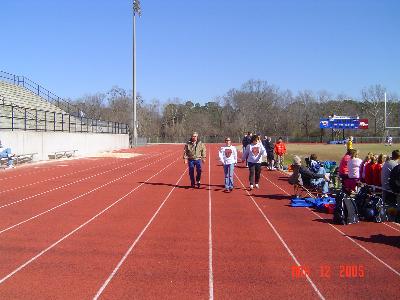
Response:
[0,140,15,169]
[291,155,330,197]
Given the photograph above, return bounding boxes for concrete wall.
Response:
[0,130,129,161]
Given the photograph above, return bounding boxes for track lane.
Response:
[0,150,184,298]
[0,152,176,234]
[210,146,320,299]
[0,144,398,299]
[268,170,400,272]
[248,167,400,299]
[0,152,172,230]
[0,144,164,192]
[95,150,211,299]
[0,151,168,209]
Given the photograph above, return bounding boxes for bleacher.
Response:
[0,70,127,134]
[0,82,76,131]
[0,81,65,113]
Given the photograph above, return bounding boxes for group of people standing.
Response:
[182,132,286,193]
[339,148,400,206]
[182,132,399,208]
[183,132,238,191]
[242,132,287,171]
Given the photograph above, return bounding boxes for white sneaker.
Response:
[249,185,254,190]
[255,184,259,188]
[7,165,15,169]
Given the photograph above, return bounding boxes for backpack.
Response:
[354,185,371,212]
[389,164,400,193]
[333,192,359,225]
[362,195,388,223]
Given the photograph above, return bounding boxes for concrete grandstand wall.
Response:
[0,130,129,161]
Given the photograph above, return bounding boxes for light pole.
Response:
[132,0,141,146]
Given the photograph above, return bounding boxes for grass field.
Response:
[285,143,399,164]
[236,143,399,165]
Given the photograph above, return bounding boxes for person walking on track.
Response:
[274,137,287,170]
[242,135,267,190]
[242,132,252,167]
[263,136,275,170]
[183,132,207,188]
[219,137,238,192]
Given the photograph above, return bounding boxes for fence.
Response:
[0,101,128,134]
[144,135,400,144]
[0,70,77,114]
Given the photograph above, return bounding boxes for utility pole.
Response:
[132,0,141,146]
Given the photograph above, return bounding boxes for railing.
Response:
[0,101,128,134]
[0,70,78,114]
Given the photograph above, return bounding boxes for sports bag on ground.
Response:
[333,192,359,225]
[354,185,371,212]
[361,195,388,223]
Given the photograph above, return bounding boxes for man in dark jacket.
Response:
[242,132,252,167]
[183,132,206,188]
[262,136,275,170]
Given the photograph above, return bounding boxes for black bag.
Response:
[362,195,388,223]
[389,164,400,193]
[333,192,359,225]
[354,186,371,212]
[333,192,346,225]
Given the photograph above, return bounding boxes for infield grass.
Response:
[235,143,399,165]
[285,143,399,164]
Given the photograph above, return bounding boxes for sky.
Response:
[1,0,399,103]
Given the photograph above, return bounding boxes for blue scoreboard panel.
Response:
[319,117,368,129]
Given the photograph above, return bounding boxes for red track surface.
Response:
[0,144,398,299]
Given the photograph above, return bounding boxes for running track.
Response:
[0,144,398,299]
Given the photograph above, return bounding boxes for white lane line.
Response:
[0,157,121,182]
[208,149,214,300]
[93,168,187,300]
[261,173,400,277]
[0,157,181,285]
[0,153,164,209]
[0,153,178,235]
[235,173,325,300]
[383,222,400,233]
[308,210,400,277]
[0,158,132,195]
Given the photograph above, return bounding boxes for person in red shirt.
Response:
[364,155,377,185]
[360,152,373,183]
[274,137,287,170]
[338,149,354,180]
[371,154,385,187]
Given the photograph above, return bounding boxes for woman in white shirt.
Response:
[242,135,267,190]
[346,150,362,191]
[219,137,238,192]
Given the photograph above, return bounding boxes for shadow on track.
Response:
[251,194,290,200]
[348,234,400,249]
[138,181,227,191]
[312,218,336,225]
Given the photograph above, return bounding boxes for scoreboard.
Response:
[319,116,368,129]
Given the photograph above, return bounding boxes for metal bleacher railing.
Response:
[0,71,128,134]
[0,70,77,114]
[0,98,128,134]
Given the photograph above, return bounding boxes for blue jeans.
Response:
[188,159,202,186]
[223,164,235,190]
[311,167,328,194]
[0,148,13,166]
